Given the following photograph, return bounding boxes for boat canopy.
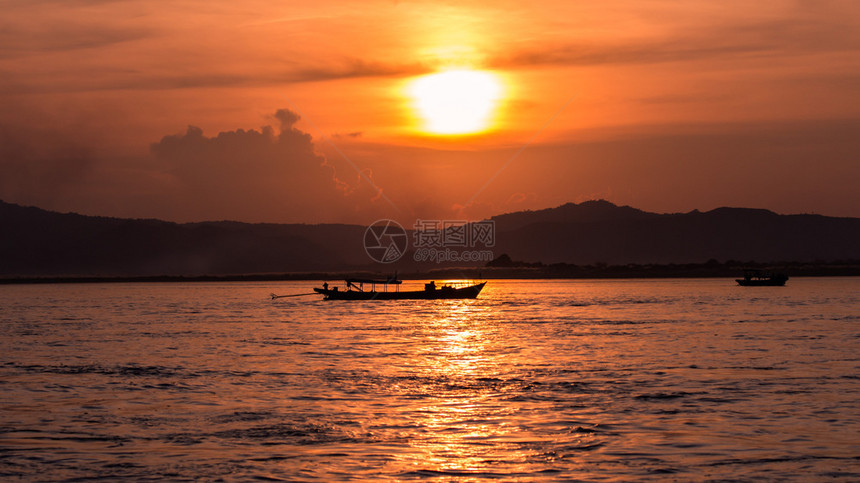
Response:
[345,277,402,285]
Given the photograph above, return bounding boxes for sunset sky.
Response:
[2,0,859,224]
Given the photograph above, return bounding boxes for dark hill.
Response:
[0,201,367,277]
[2,199,859,277]
[490,203,860,264]
[491,199,655,231]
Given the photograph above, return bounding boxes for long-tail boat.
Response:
[313,277,486,300]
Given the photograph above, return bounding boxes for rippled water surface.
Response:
[1,278,858,481]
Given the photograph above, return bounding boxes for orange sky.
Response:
[2,0,859,223]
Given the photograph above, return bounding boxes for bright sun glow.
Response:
[409,69,503,135]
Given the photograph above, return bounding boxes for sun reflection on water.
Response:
[393,299,548,474]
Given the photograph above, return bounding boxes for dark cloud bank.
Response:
[0,108,390,223]
[148,108,387,222]
[2,109,859,224]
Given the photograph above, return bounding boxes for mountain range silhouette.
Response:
[2,199,858,277]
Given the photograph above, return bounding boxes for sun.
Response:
[408,69,503,135]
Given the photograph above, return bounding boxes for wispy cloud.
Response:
[490,15,860,69]
[0,58,430,95]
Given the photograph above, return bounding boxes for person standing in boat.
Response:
[425,281,436,291]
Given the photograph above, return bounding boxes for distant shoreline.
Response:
[2,262,858,284]
[5,200,859,281]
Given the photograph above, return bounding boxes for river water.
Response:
[1,278,858,481]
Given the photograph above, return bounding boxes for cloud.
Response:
[148,108,388,222]
[0,58,431,95]
[2,113,858,224]
[332,131,363,139]
[286,59,430,84]
[489,10,860,69]
[0,107,395,223]
[0,1,431,95]
[0,5,151,60]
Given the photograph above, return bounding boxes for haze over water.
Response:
[1,278,858,480]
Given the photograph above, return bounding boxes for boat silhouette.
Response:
[736,269,788,286]
[314,277,486,300]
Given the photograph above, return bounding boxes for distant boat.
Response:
[736,269,788,286]
[313,277,486,300]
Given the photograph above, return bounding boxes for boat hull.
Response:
[314,282,486,300]
[736,279,787,286]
